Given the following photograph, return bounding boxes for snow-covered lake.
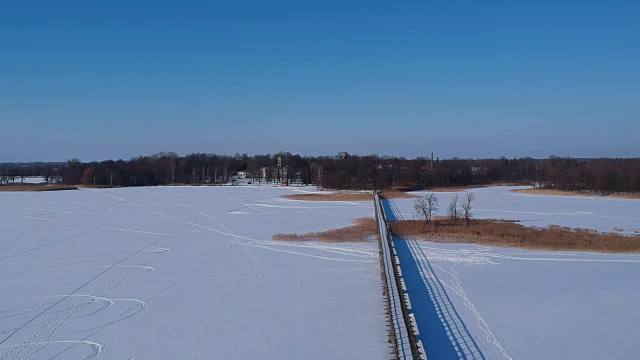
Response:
[9,177,49,184]
[3,185,639,360]
[0,186,388,359]
[407,241,640,360]
[385,188,640,360]
[397,186,640,235]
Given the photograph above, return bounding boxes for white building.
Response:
[236,170,249,179]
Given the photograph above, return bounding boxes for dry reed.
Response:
[273,218,379,243]
[0,184,78,192]
[282,193,373,201]
[511,188,640,200]
[283,190,417,201]
[390,219,640,253]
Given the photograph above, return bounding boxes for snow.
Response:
[6,177,47,184]
[4,185,639,359]
[374,194,413,358]
[396,186,640,235]
[405,241,640,360]
[383,192,640,360]
[0,186,388,359]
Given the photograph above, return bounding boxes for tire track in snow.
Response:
[91,189,375,263]
[1,260,151,360]
[1,192,196,358]
[22,188,378,358]
[0,294,125,329]
[0,264,154,280]
[0,340,102,360]
[101,227,172,236]
[0,220,112,263]
[45,240,175,357]
[49,297,147,360]
[0,205,175,359]
[0,258,101,280]
[9,256,157,359]
[187,204,261,280]
[88,189,245,301]
[0,211,55,256]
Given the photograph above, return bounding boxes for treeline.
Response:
[1,153,639,194]
[539,156,640,193]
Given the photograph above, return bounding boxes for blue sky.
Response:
[1,1,638,162]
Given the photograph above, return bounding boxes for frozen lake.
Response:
[3,185,639,359]
[385,188,640,360]
[396,186,640,235]
[0,186,388,359]
[405,241,640,360]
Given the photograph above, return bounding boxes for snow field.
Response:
[408,242,640,360]
[397,186,640,235]
[384,189,640,360]
[0,186,389,359]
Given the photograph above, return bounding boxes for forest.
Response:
[1,153,639,194]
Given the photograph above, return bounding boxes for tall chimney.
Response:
[431,152,434,168]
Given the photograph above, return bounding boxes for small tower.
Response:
[276,156,284,184]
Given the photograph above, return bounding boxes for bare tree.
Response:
[81,168,96,186]
[414,198,428,220]
[162,152,178,184]
[447,194,460,222]
[461,192,476,225]
[414,193,438,222]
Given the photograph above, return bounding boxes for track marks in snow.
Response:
[415,247,498,266]
[406,238,488,360]
[0,264,154,280]
[1,187,385,358]
[476,208,640,222]
[386,197,498,359]
[61,265,154,271]
[188,204,262,280]
[0,219,176,359]
[0,212,55,256]
[91,189,376,264]
[101,227,172,236]
[433,262,513,360]
[0,220,112,263]
[490,253,640,263]
[0,340,102,359]
[416,244,640,265]
[413,242,640,360]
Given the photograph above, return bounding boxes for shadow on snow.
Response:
[382,198,485,360]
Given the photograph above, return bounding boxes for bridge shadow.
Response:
[382,199,485,360]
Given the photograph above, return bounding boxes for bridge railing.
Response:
[374,191,427,360]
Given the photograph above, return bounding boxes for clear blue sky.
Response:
[1,1,638,162]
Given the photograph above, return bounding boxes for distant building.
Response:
[339,151,349,159]
[260,167,269,179]
[236,170,249,179]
